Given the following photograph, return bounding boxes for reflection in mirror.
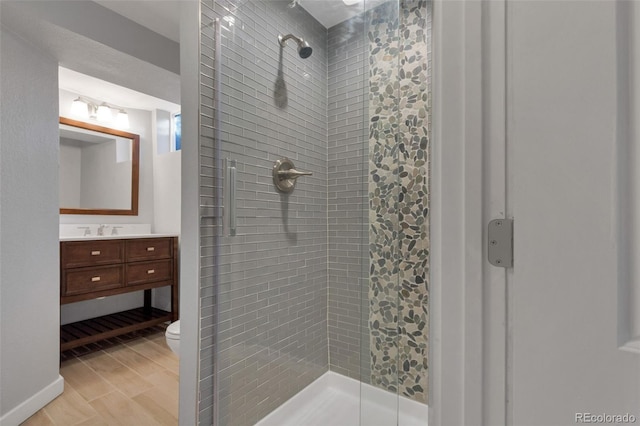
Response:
[59,117,139,215]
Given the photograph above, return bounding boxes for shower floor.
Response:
[255,372,428,426]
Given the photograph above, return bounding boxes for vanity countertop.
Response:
[60,233,179,242]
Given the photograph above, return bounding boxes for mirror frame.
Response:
[59,117,140,216]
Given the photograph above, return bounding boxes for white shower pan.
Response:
[256,371,428,426]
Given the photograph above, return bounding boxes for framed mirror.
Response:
[59,117,139,215]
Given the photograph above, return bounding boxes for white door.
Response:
[507,1,640,424]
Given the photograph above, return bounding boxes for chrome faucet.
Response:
[97,224,107,236]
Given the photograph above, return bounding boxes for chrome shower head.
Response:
[297,40,312,59]
[278,34,313,59]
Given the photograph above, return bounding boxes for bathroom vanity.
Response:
[59,235,178,351]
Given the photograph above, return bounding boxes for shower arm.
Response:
[278,34,302,48]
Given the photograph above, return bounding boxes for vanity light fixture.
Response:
[115,109,130,129]
[71,97,89,118]
[69,96,130,129]
[96,102,113,122]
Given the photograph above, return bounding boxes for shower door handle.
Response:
[227,159,237,236]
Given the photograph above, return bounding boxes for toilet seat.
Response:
[166,320,180,339]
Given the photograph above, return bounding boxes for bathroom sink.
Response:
[59,224,176,241]
[59,233,177,241]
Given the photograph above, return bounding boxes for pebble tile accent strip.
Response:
[368,0,430,404]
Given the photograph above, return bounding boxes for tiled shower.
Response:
[197,0,431,424]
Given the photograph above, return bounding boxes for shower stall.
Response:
[196,0,431,424]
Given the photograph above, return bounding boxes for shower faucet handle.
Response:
[272,158,312,193]
[277,168,313,179]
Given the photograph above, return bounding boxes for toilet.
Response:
[165,320,180,355]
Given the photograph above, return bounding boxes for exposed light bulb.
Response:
[115,110,130,129]
[96,103,113,122]
[71,98,89,118]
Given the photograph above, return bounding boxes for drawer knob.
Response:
[147,269,155,274]
[147,247,155,252]
[91,250,101,256]
[91,276,101,282]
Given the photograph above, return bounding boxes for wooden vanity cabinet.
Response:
[60,236,178,352]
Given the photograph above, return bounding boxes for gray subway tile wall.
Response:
[200,1,329,425]
[327,14,370,382]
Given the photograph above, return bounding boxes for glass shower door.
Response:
[361,0,430,425]
[208,1,337,424]
[358,0,401,425]
[196,1,430,425]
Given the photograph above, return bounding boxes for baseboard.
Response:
[0,375,64,426]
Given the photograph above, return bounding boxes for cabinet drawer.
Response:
[126,260,172,286]
[61,240,124,268]
[126,238,172,262]
[64,265,124,296]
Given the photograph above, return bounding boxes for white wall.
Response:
[151,109,181,312]
[178,1,200,423]
[152,109,181,235]
[0,29,63,425]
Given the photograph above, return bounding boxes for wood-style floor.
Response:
[21,327,179,426]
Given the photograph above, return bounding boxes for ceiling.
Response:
[57,0,389,110]
[1,0,181,104]
[301,0,387,28]
[93,1,182,42]
[93,0,389,38]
